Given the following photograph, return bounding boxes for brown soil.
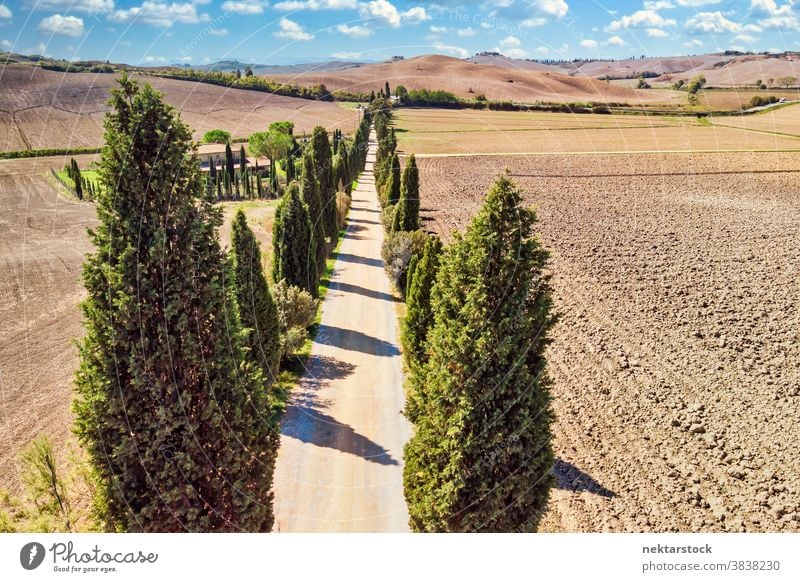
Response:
[0,64,359,150]
[268,55,680,105]
[416,151,800,532]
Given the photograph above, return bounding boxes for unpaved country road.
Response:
[273,133,411,532]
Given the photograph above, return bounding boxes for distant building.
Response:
[196,143,268,172]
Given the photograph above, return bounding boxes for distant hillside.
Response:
[183,59,368,75]
[268,54,679,105]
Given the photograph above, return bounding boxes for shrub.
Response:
[381,229,428,295]
[271,280,318,358]
[335,191,351,232]
[201,129,231,144]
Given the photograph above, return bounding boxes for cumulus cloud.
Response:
[1,39,12,48]
[37,14,85,37]
[499,35,522,47]
[110,2,210,26]
[606,34,627,46]
[531,0,569,18]
[684,11,742,34]
[607,10,677,31]
[359,1,428,27]
[332,50,362,59]
[222,1,268,14]
[647,27,669,37]
[274,16,313,40]
[336,23,372,37]
[580,38,598,49]
[433,42,468,58]
[457,27,476,36]
[0,5,12,20]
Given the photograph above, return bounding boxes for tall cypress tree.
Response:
[311,126,337,247]
[272,181,318,296]
[231,210,281,382]
[401,235,442,390]
[403,175,556,532]
[300,150,327,276]
[392,154,420,232]
[384,152,401,206]
[225,143,235,196]
[73,75,279,532]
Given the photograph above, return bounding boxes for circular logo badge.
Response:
[20,542,46,570]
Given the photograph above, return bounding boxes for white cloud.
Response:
[110,2,210,26]
[676,0,722,6]
[753,1,800,31]
[646,27,669,37]
[433,42,468,58]
[37,14,85,37]
[644,1,674,9]
[535,46,550,55]
[274,17,313,40]
[0,5,12,20]
[606,35,627,46]
[732,33,757,43]
[684,38,704,48]
[142,55,166,63]
[275,0,356,9]
[521,17,547,28]
[332,50,362,59]
[402,6,429,24]
[222,1,268,15]
[531,0,569,18]
[457,27,476,36]
[607,10,677,31]
[337,23,372,37]
[209,28,229,36]
[684,11,742,34]
[360,0,400,26]
[430,25,447,33]
[580,38,598,49]
[1,39,12,48]
[500,35,522,47]
[27,0,113,12]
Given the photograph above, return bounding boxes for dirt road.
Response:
[272,134,411,532]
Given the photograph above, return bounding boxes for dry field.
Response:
[0,154,277,494]
[269,55,680,105]
[711,103,800,136]
[415,151,800,532]
[0,65,359,151]
[395,108,800,155]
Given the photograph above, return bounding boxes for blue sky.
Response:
[0,1,799,65]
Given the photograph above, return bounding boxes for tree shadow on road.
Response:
[335,252,384,268]
[315,324,401,357]
[281,355,399,466]
[330,281,398,303]
[350,206,381,214]
[552,459,616,498]
[348,217,380,226]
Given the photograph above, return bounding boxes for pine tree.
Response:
[392,154,420,232]
[231,210,281,382]
[401,235,442,389]
[73,75,279,532]
[403,175,556,533]
[300,150,327,276]
[272,181,318,296]
[311,126,337,247]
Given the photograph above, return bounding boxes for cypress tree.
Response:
[392,154,420,232]
[300,150,327,276]
[73,75,279,532]
[239,145,249,198]
[311,126,337,247]
[231,210,281,382]
[402,235,442,412]
[384,152,401,206]
[403,175,556,532]
[225,143,235,183]
[272,181,318,296]
[385,81,391,98]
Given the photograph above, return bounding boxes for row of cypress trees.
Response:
[73,75,370,532]
[205,144,267,201]
[369,100,558,532]
[61,158,99,201]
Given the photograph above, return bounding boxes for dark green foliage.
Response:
[300,150,328,276]
[384,152,401,207]
[311,126,337,246]
[73,75,279,532]
[391,154,420,232]
[269,121,294,135]
[403,175,556,532]
[272,181,318,296]
[401,235,442,382]
[231,210,281,382]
